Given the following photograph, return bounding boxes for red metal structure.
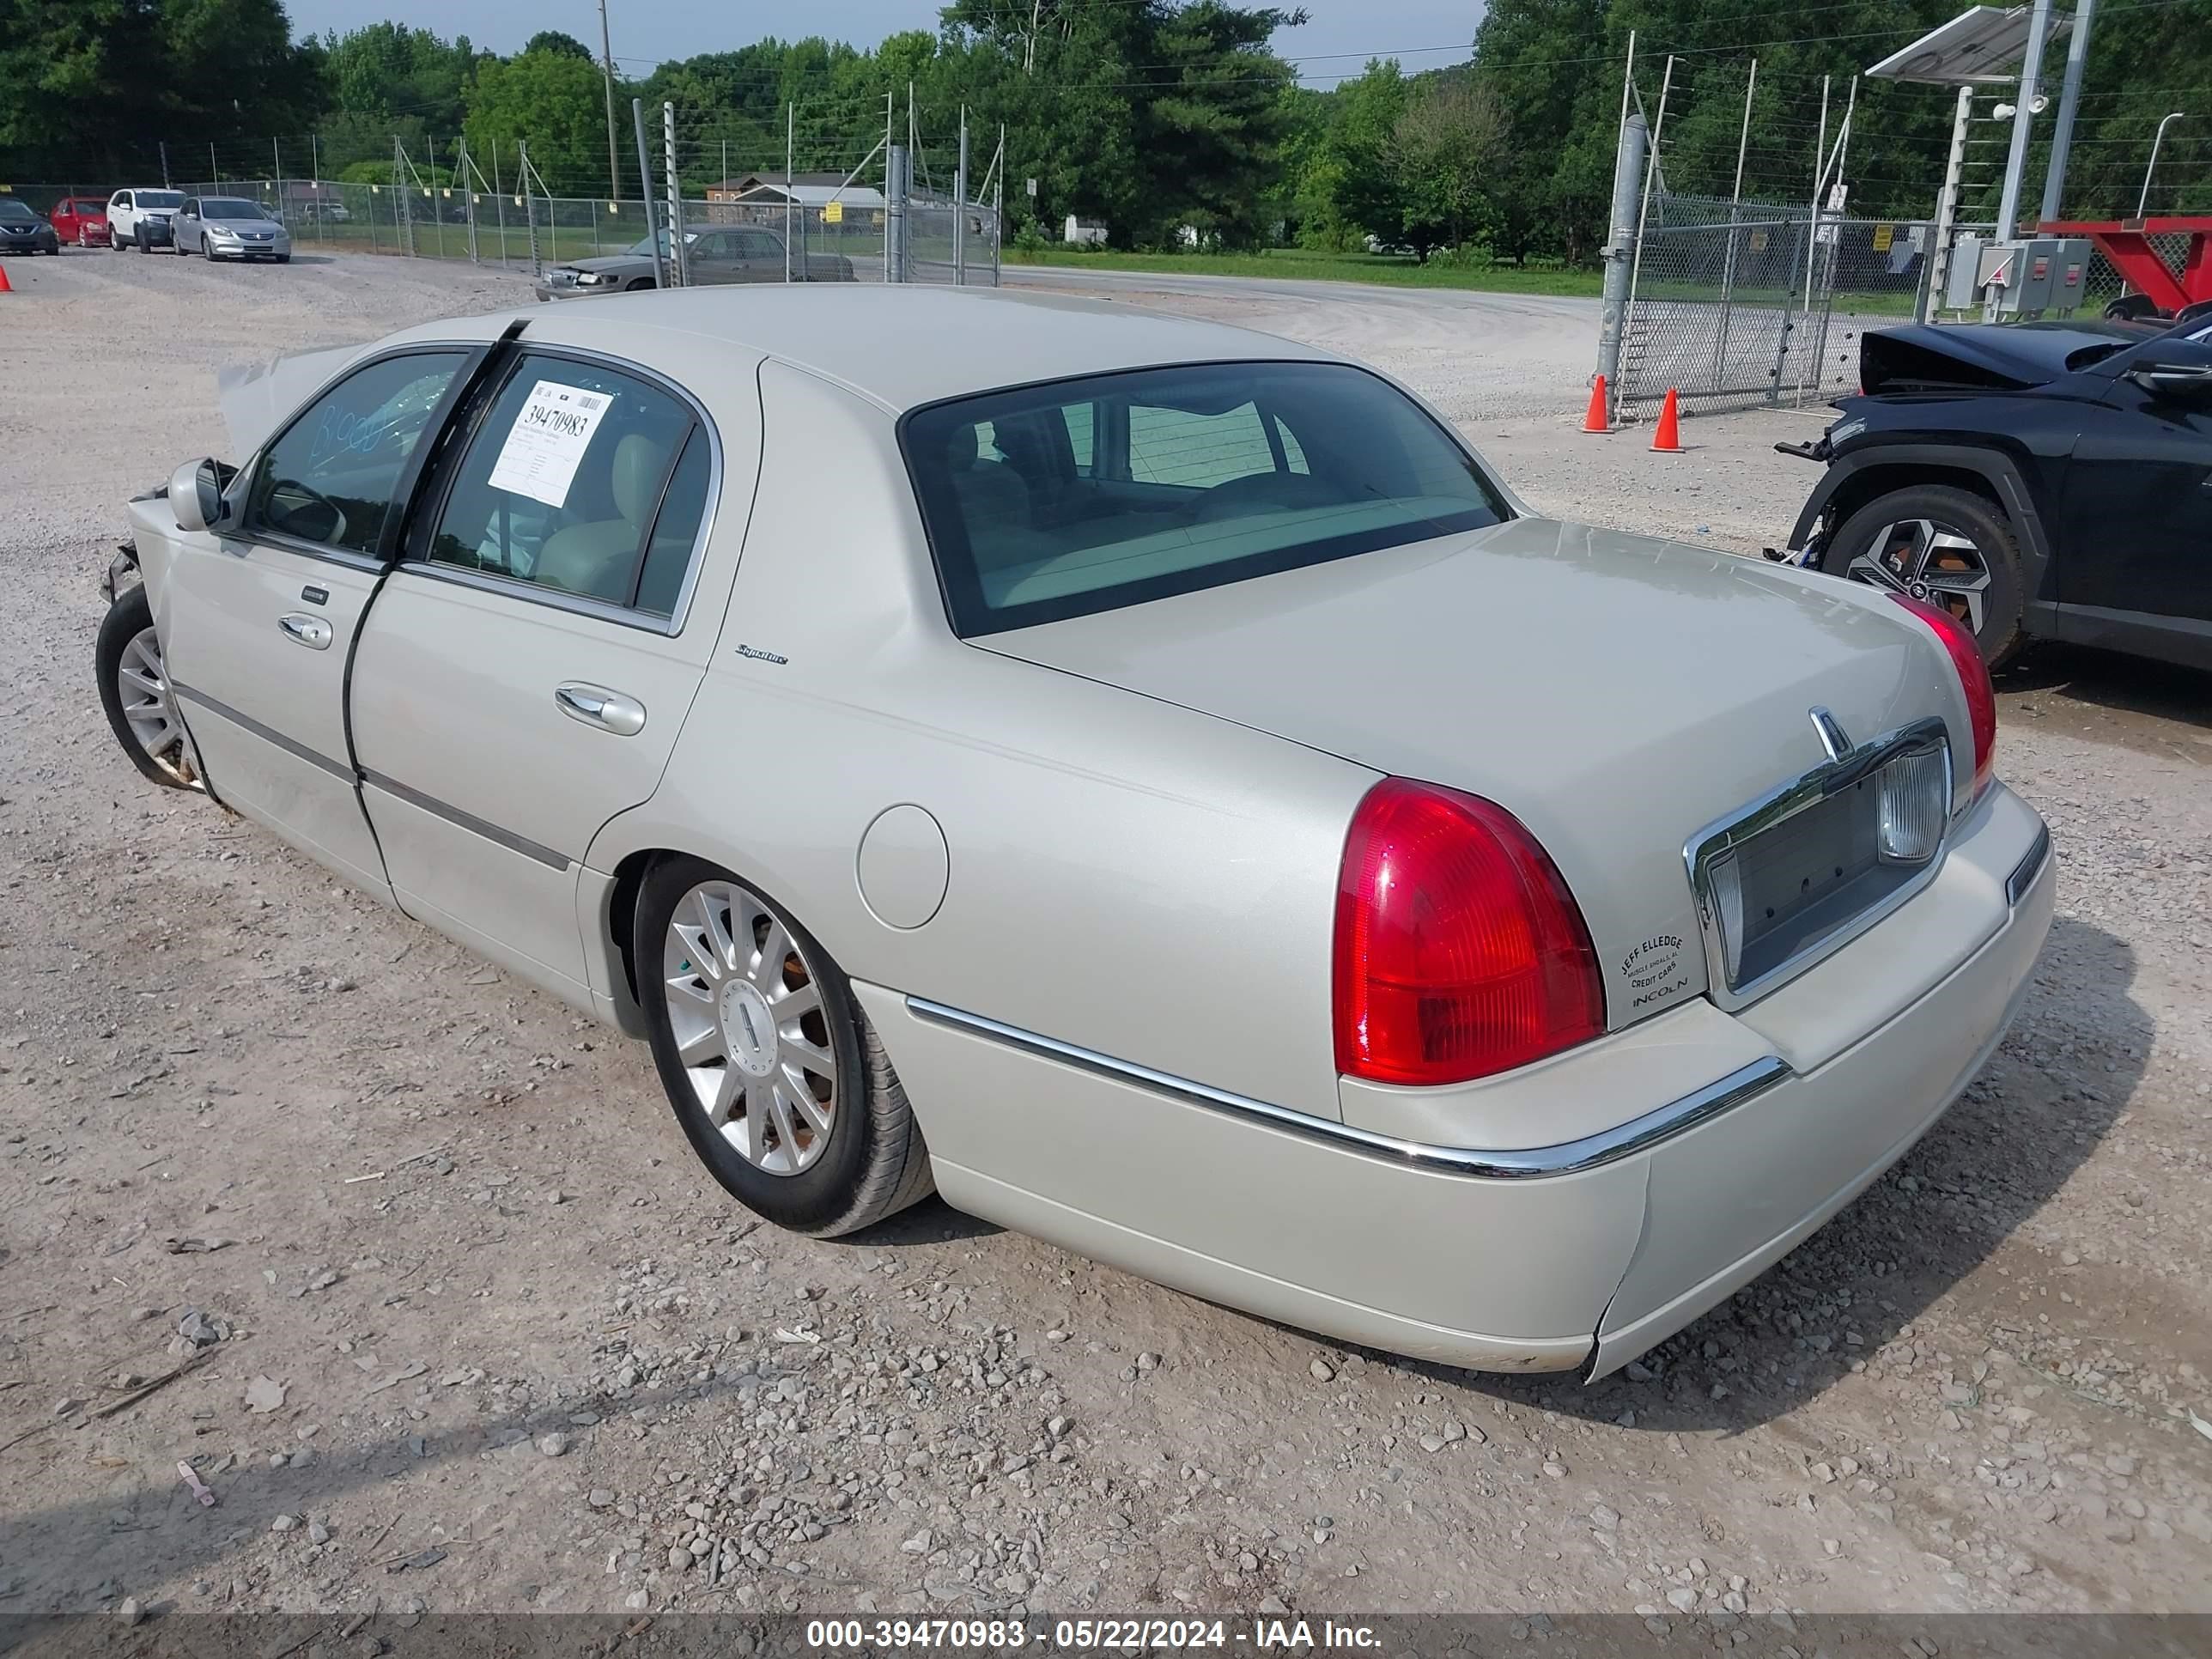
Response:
[2039,216,2212,312]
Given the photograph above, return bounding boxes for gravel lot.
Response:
[3,249,2209,1624]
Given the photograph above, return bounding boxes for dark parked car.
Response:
[0,198,61,255]
[1779,313,2212,673]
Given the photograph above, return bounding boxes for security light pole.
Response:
[1995,0,2053,236]
[2140,112,2185,219]
[2039,0,2095,222]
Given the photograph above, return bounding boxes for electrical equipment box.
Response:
[1947,236,2094,317]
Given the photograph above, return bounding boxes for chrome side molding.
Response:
[906,997,1792,1181]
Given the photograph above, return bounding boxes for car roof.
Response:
[410,287,1337,416]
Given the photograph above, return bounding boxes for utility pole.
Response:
[2040,0,2095,224]
[1996,0,2053,238]
[159,141,170,188]
[599,0,623,201]
[954,106,969,284]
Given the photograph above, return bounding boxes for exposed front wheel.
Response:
[1820,483,2026,669]
[635,857,933,1236]
[95,584,199,790]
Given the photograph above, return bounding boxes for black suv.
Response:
[1779,312,2212,672]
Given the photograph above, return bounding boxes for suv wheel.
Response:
[1820,483,2026,669]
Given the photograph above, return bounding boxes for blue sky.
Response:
[284,0,1480,88]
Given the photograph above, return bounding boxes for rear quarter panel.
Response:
[587,360,1376,1122]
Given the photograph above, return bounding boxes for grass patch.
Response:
[1006,246,1604,296]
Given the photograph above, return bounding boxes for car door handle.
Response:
[555,682,647,736]
[277,613,332,649]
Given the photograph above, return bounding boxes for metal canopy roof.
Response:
[1866,5,2073,84]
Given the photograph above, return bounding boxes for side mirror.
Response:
[2126,360,2212,403]
[167,459,223,533]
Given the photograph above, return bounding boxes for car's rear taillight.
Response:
[1890,592,1995,799]
[1334,778,1605,1087]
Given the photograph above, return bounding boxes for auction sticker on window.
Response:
[488,380,612,507]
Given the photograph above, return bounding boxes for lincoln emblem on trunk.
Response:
[1809,706,1852,763]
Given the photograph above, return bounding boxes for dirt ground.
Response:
[3,249,2209,1626]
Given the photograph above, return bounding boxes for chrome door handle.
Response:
[555,682,647,736]
[278,613,332,649]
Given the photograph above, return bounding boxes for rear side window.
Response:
[247,352,469,556]
[422,353,710,618]
[904,361,1510,636]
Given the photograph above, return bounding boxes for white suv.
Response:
[107,187,185,251]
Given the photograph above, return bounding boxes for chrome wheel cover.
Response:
[1844,518,1990,636]
[662,880,838,1176]
[117,626,195,786]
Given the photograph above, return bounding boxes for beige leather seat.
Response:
[945,425,1033,575]
[533,433,666,602]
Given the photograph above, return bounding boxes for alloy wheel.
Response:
[661,880,839,1176]
[1844,519,1991,636]
[116,627,194,786]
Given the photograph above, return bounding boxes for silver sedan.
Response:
[173,195,291,262]
[98,289,2051,1376]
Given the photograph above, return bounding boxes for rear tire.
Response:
[635,855,933,1237]
[1820,483,2026,669]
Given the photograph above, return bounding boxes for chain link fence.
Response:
[16,132,1000,289]
[135,173,1000,287]
[1618,193,2203,419]
[1617,192,1955,420]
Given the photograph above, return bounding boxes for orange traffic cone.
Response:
[1650,387,1683,453]
[0,264,12,294]
[1581,374,1610,433]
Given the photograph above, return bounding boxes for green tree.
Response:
[464,46,620,197]
[524,30,592,61]
[1321,60,1412,252]
[0,0,325,174]
[1395,70,1503,254]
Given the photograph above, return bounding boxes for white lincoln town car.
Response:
[97,288,2052,1378]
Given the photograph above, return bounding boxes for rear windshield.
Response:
[200,198,264,219]
[138,191,183,208]
[904,361,1510,635]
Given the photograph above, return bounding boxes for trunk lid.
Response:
[981,517,1966,1025]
